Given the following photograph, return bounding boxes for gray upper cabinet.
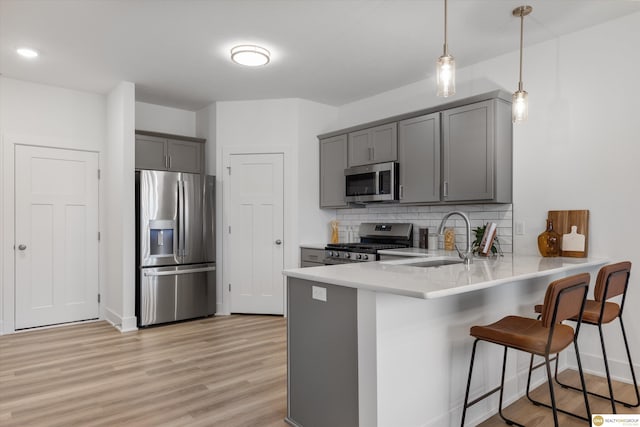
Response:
[347,122,397,167]
[441,99,512,203]
[135,134,167,170]
[135,132,204,174]
[166,139,202,173]
[398,113,440,204]
[319,134,349,208]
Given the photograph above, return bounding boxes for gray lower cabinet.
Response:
[441,99,512,203]
[135,132,204,174]
[287,278,358,427]
[300,247,325,267]
[347,122,397,167]
[398,113,440,204]
[319,134,349,208]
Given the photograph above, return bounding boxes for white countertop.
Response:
[283,254,608,299]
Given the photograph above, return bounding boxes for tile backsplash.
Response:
[335,204,513,253]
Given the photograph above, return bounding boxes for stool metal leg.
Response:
[599,323,618,413]
[553,317,640,409]
[461,341,524,427]
[619,316,640,408]
[461,339,479,427]
[497,347,524,427]
[574,337,592,422]
[526,351,591,423]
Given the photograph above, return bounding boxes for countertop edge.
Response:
[283,257,610,300]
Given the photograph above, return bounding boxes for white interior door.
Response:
[15,145,99,329]
[228,153,284,314]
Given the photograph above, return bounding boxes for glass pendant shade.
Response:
[437,54,455,97]
[512,89,528,122]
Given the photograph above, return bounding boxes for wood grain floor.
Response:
[0,315,288,427]
[1,315,637,426]
[478,368,640,427]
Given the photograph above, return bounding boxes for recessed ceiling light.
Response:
[230,45,270,67]
[16,47,39,58]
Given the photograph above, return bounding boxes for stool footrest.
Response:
[466,385,502,408]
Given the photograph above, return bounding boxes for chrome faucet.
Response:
[437,211,473,265]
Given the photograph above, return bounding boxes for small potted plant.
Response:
[472,224,503,257]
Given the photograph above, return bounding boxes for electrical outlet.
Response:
[515,221,526,235]
[312,286,327,302]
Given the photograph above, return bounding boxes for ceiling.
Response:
[2,0,639,111]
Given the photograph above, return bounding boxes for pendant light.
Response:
[512,5,532,122]
[436,0,455,97]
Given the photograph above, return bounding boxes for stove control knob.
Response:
[331,251,338,257]
[356,254,362,260]
[362,254,369,260]
[344,253,351,259]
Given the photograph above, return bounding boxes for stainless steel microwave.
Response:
[344,161,399,203]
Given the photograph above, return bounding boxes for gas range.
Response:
[324,223,413,265]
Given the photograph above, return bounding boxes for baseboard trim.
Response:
[104,308,138,333]
[566,349,639,385]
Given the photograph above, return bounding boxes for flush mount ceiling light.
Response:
[230,45,270,67]
[512,5,532,123]
[436,0,455,97]
[16,47,39,58]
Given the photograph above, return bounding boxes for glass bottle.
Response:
[537,219,560,257]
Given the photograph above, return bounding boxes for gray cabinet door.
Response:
[370,122,397,163]
[347,122,397,167]
[135,134,167,170]
[347,129,371,166]
[398,113,440,204]
[167,139,203,174]
[319,135,349,208]
[442,100,495,202]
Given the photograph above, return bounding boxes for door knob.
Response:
[18,244,27,250]
[275,239,282,245]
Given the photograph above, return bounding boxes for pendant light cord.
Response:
[518,10,524,91]
[443,0,449,56]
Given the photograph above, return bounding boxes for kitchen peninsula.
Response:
[283,253,608,427]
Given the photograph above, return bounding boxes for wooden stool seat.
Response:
[471,315,575,356]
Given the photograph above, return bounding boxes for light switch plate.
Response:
[515,221,525,235]
[312,286,327,302]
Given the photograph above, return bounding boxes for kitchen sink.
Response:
[407,258,464,267]
[382,256,465,268]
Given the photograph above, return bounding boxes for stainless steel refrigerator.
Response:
[135,170,215,327]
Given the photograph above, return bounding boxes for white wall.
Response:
[104,82,136,332]
[196,103,217,175]
[216,98,337,314]
[330,11,640,382]
[296,99,338,244]
[135,101,196,137]
[0,77,106,334]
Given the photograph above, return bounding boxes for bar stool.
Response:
[461,273,591,427]
[534,261,639,413]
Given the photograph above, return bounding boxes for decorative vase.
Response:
[538,219,560,257]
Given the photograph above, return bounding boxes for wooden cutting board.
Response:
[547,210,589,257]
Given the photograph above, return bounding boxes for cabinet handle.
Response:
[168,155,171,169]
[443,181,449,198]
[368,147,373,161]
[399,185,404,199]
[371,147,375,160]
[164,155,168,169]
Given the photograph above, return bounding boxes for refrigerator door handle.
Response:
[178,179,185,257]
[143,266,216,277]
